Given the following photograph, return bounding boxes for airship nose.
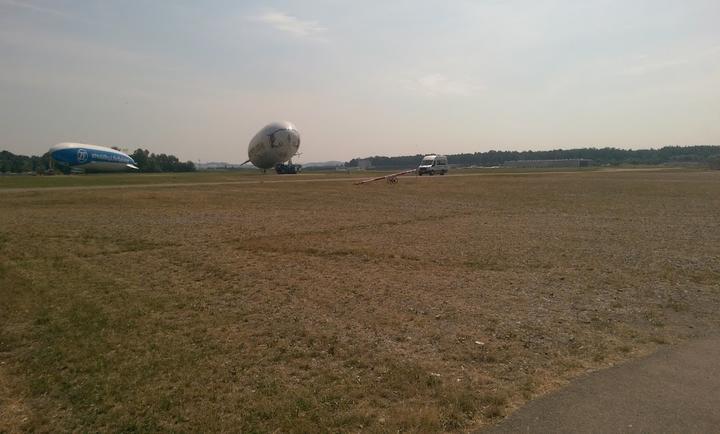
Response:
[49,149,67,163]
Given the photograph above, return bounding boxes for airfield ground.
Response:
[1,168,719,432]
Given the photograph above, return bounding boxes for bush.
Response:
[708,155,720,170]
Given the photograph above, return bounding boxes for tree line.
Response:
[128,149,195,172]
[346,145,720,169]
[0,151,53,173]
[0,149,195,173]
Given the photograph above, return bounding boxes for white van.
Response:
[417,154,449,176]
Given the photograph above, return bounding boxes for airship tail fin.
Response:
[127,164,140,170]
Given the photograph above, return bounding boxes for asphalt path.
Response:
[484,337,720,433]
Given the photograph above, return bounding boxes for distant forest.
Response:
[4,145,720,174]
[346,145,720,169]
[0,149,195,173]
[128,149,196,173]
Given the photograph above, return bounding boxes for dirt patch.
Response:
[0,364,31,432]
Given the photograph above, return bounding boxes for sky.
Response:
[1,0,719,163]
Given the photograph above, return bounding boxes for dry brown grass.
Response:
[1,169,720,432]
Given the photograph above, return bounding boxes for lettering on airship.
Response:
[77,149,89,163]
[268,128,290,148]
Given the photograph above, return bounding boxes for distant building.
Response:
[357,159,373,170]
[503,159,593,168]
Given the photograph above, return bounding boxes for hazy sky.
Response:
[1,0,719,163]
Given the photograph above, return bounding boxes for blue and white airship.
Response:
[49,143,139,172]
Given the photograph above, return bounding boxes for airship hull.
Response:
[248,122,301,169]
[49,143,139,172]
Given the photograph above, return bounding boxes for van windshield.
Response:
[421,159,434,165]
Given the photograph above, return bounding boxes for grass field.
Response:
[0,166,613,189]
[1,169,719,432]
[0,170,264,189]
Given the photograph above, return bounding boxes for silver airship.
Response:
[246,121,301,171]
